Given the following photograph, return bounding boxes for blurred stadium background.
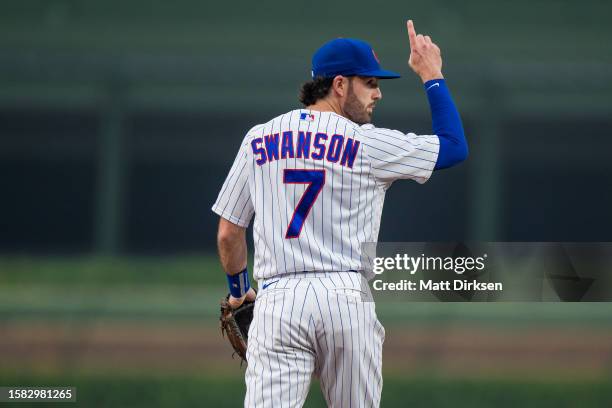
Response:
[1,1,612,406]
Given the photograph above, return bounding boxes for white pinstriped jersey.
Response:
[212,109,439,280]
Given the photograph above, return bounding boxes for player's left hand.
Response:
[228,287,257,309]
[220,290,256,363]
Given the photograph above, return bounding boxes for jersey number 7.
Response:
[283,169,326,239]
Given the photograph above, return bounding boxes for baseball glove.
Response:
[219,294,255,363]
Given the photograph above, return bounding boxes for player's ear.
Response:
[331,75,347,97]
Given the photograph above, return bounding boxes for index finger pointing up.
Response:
[407,19,417,50]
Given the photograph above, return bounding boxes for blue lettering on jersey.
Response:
[326,134,344,163]
[311,132,328,160]
[281,131,295,159]
[340,138,360,168]
[252,131,361,168]
[264,133,280,162]
[296,131,311,159]
[251,138,267,166]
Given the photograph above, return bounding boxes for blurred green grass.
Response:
[0,255,225,286]
[0,373,610,408]
[2,256,612,326]
[2,256,612,407]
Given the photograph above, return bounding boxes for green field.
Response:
[0,374,611,408]
[1,256,612,407]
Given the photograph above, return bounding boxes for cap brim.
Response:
[358,69,401,79]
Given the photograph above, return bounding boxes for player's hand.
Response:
[406,19,443,83]
[228,287,257,309]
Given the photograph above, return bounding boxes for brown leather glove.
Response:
[219,293,255,363]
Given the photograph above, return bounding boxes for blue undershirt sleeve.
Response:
[423,79,468,170]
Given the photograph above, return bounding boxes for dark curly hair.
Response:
[298,76,334,106]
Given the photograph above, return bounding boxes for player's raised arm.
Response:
[406,19,468,170]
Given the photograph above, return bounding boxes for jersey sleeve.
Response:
[358,126,440,185]
[211,138,254,228]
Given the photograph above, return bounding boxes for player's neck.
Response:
[307,98,345,118]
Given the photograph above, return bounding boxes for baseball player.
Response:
[213,20,467,407]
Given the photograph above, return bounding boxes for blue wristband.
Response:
[227,268,250,298]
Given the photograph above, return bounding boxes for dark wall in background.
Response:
[2,110,611,253]
[1,0,611,253]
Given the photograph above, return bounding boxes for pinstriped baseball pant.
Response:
[245,272,385,408]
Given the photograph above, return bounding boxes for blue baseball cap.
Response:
[311,38,400,79]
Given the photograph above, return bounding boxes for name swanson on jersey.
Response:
[251,129,361,168]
